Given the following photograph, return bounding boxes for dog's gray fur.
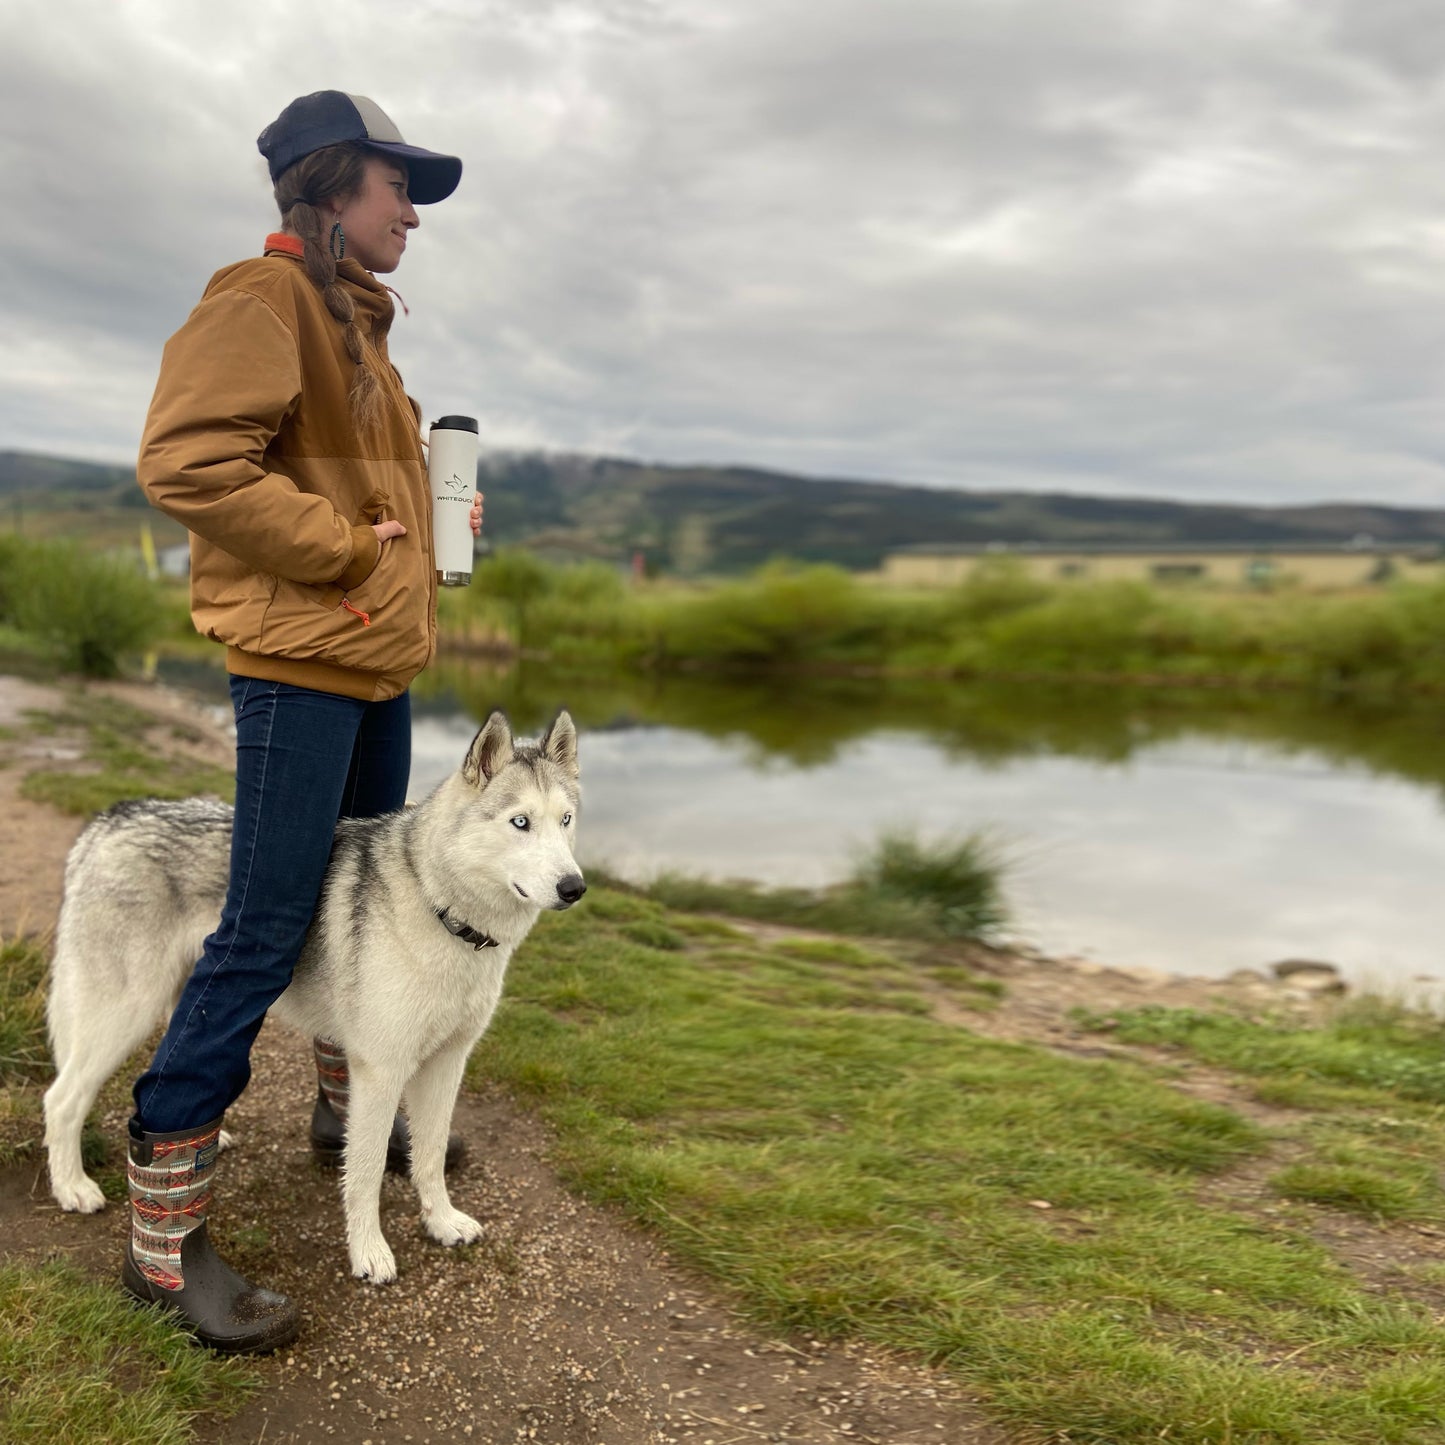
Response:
[43,709,582,1284]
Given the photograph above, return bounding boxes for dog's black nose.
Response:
[556,874,587,906]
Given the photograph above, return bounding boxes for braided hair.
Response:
[274,142,388,433]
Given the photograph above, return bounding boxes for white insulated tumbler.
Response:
[429,415,480,587]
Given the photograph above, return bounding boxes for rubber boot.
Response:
[122,1119,300,1354]
[310,1037,466,1176]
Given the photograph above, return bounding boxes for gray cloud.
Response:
[6,0,1445,506]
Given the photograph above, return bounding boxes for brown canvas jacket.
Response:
[137,234,436,701]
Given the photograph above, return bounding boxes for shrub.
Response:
[7,538,163,677]
[650,561,882,666]
[944,558,1054,625]
[472,547,553,650]
[962,581,1183,675]
[643,828,1008,943]
[0,533,26,624]
[850,829,1008,939]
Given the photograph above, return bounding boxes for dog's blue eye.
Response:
[562,812,572,826]
[510,815,529,830]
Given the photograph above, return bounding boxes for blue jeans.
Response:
[131,677,411,1135]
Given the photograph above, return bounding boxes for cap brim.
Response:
[363,141,462,205]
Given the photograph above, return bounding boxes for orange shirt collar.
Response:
[263,232,305,258]
[261,231,390,300]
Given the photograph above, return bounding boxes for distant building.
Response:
[878,540,1445,591]
[156,543,192,579]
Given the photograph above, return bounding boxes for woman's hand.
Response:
[470,493,484,537]
[373,520,408,544]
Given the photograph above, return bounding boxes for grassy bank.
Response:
[471,885,1445,1444]
[441,550,1445,695]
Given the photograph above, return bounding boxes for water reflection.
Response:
[415,657,1445,793]
[156,654,1445,988]
[402,658,1445,988]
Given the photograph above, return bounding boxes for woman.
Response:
[128,91,475,1353]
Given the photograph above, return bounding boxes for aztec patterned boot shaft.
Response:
[122,1119,299,1354]
[310,1035,466,1175]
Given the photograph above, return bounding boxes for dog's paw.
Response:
[217,1129,236,1154]
[349,1237,397,1285]
[53,1176,107,1214]
[423,1206,484,1249]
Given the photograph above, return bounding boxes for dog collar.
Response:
[435,906,500,950]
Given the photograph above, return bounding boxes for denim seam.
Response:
[137,677,276,1121]
[343,731,363,816]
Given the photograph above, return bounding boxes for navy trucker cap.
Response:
[257,91,462,204]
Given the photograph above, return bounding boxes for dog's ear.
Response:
[462,710,514,788]
[540,710,579,782]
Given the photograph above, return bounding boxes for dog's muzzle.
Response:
[553,874,587,910]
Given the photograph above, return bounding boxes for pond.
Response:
[162,654,1445,991]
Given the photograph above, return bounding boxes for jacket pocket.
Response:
[257,540,429,674]
[357,489,392,526]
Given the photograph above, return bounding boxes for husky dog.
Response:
[43,710,583,1285]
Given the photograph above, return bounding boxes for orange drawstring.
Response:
[341,598,371,626]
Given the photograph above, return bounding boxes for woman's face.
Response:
[327,155,419,274]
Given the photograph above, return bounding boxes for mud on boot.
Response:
[310,1036,466,1176]
[122,1119,300,1354]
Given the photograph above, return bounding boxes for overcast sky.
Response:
[6,0,1445,506]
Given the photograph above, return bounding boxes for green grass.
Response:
[1075,1001,1445,1233]
[0,1260,255,1443]
[638,828,1008,943]
[470,887,1445,1443]
[0,935,48,1087]
[0,915,54,1176]
[1271,1162,1427,1221]
[1073,1000,1445,1104]
[18,694,234,815]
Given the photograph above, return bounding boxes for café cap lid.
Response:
[431,416,479,433]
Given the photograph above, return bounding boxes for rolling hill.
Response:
[6,447,1445,574]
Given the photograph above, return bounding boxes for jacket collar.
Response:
[262,233,392,303]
